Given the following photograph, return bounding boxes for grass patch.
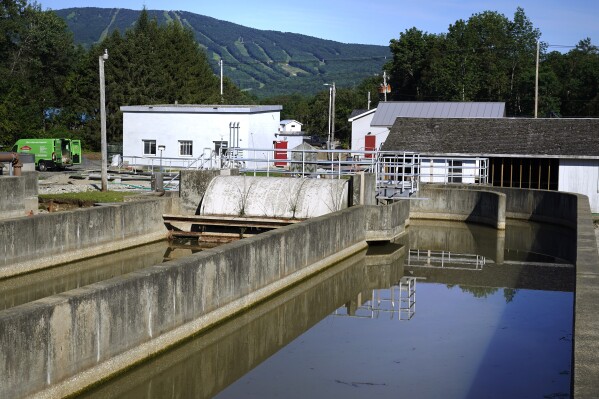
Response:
[40,191,140,204]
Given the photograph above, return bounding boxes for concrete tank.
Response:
[200,176,348,219]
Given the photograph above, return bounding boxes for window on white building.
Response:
[143,140,156,155]
[179,140,193,156]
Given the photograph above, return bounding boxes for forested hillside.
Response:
[54,7,390,97]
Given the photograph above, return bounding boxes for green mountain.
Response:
[55,7,390,98]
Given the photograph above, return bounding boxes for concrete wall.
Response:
[0,171,38,219]
[571,195,599,399]
[411,186,506,229]
[0,205,379,398]
[79,252,367,399]
[0,198,170,279]
[350,172,376,206]
[416,184,599,397]
[482,186,579,229]
[365,200,409,241]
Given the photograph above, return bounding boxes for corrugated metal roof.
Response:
[371,102,505,126]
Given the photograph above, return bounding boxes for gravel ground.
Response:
[38,170,153,195]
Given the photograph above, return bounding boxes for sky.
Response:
[39,0,598,51]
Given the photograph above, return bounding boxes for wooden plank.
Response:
[162,214,302,229]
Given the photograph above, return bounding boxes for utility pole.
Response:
[327,86,332,148]
[219,59,224,103]
[534,40,539,118]
[332,82,336,148]
[99,49,108,192]
[324,82,336,149]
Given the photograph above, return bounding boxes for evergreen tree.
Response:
[68,9,252,150]
[0,0,77,145]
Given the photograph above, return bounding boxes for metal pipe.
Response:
[0,152,22,176]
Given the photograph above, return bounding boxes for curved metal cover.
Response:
[200,176,348,219]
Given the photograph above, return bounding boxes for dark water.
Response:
[78,220,574,399]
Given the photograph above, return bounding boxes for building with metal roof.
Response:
[371,102,506,127]
[121,104,282,168]
[350,101,505,155]
[381,117,599,212]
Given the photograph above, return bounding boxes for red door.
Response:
[274,140,288,166]
[365,135,376,158]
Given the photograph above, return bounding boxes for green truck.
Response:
[12,138,82,171]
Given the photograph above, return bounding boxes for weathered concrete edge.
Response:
[1,204,385,398]
[0,198,171,279]
[572,194,599,399]
[31,241,368,399]
[0,231,166,280]
[364,201,410,241]
[410,187,506,230]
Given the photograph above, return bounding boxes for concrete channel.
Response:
[0,171,597,398]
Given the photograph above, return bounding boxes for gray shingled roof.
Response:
[381,118,599,158]
[371,102,505,126]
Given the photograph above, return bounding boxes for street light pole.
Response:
[331,82,335,148]
[99,49,108,192]
[324,82,336,149]
[327,86,332,148]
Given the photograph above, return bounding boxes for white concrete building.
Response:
[350,102,505,156]
[278,119,302,133]
[275,119,308,150]
[348,109,386,155]
[120,104,282,168]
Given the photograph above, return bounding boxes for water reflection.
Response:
[79,251,371,399]
[76,220,574,399]
[335,244,416,320]
[406,220,575,292]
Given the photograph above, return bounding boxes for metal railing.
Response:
[333,276,417,320]
[419,157,489,185]
[114,148,489,199]
[223,147,379,177]
[376,152,420,199]
[408,249,486,270]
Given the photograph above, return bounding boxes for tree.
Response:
[386,27,440,101]
[0,1,77,146]
[547,38,599,116]
[68,10,252,150]
[382,8,557,116]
